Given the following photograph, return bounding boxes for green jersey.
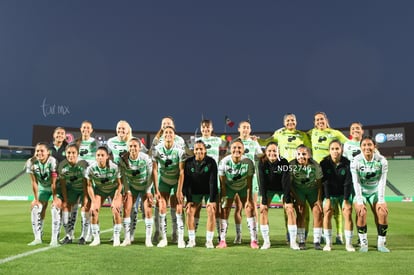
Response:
[218,155,255,191]
[197,136,222,164]
[107,137,128,164]
[85,161,121,194]
[78,137,98,164]
[343,140,361,161]
[260,128,311,162]
[25,156,58,191]
[152,143,186,185]
[351,153,388,204]
[308,128,348,163]
[119,152,153,192]
[289,159,323,189]
[58,159,89,191]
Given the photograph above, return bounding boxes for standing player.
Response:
[49,127,68,163]
[26,142,61,246]
[290,145,324,250]
[119,137,154,247]
[217,138,259,249]
[232,120,262,244]
[85,146,123,246]
[107,120,133,164]
[343,122,364,161]
[308,112,349,244]
[195,119,222,237]
[58,143,89,245]
[152,126,186,248]
[183,140,218,248]
[257,142,299,250]
[351,136,390,253]
[320,140,355,252]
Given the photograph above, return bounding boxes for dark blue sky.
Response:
[1,1,413,145]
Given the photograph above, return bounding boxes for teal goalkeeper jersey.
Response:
[307,128,349,163]
[58,159,89,191]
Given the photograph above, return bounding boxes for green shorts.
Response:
[293,186,319,206]
[323,195,354,208]
[225,185,248,199]
[188,194,212,204]
[264,191,283,204]
[159,181,178,194]
[94,187,116,199]
[38,189,63,202]
[66,187,84,204]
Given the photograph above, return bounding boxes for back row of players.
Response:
[25,112,389,252]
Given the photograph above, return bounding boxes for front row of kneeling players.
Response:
[25,125,389,252]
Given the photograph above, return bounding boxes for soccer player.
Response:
[289,145,323,250]
[320,140,355,252]
[308,111,349,244]
[49,127,68,163]
[58,143,90,245]
[183,140,218,248]
[85,146,123,246]
[343,122,364,161]
[351,136,390,253]
[195,119,222,238]
[26,142,61,246]
[258,142,299,250]
[107,120,133,164]
[76,120,98,164]
[258,113,311,162]
[217,138,259,249]
[118,137,154,247]
[152,126,186,248]
[232,120,262,244]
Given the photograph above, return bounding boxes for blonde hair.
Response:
[117,120,133,141]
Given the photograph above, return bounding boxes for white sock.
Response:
[91,224,100,240]
[145,218,153,241]
[359,233,368,246]
[188,229,196,242]
[159,213,167,240]
[288,224,298,245]
[69,205,78,238]
[247,217,257,241]
[206,231,214,242]
[31,204,43,240]
[220,219,228,241]
[113,224,122,243]
[345,230,353,246]
[323,228,332,246]
[62,211,70,237]
[260,224,270,244]
[176,213,184,242]
[378,235,386,247]
[80,211,90,239]
[123,218,131,241]
[313,227,322,243]
[51,206,61,242]
[298,228,306,243]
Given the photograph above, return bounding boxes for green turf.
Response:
[0,201,413,274]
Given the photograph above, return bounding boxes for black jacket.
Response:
[258,157,291,204]
[320,155,352,200]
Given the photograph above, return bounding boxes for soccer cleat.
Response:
[145,240,153,247]
[186,239,196,248]
[78,237,86,245]
[299,242,307,250]
[28,239,42,246]
[85,235,92,243]
[335,235,344,245]
[157,238,168,248]
[377,246,390,253]
[60,236,72,245]
[216,240,227,248]
[250,240,259,249]
[49,240,59,247]
[323,245,331,251]
[359,246,368,253]
[290,242,300,250]
[314,242,323,250]
[233,234,242,244]
[205,241,214,249]
[120,239,131,247]
[89,238,101,247]
[260,242,271,250]
[346,244,356,252]
[178,240,186,248]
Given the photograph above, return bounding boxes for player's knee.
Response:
[376,205,388,219]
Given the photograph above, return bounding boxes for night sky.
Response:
[1,1,413,145]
